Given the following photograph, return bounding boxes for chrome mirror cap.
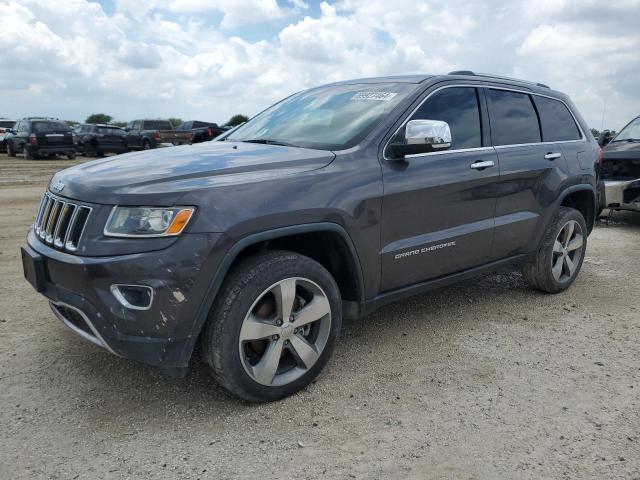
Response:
[405,119,452,149]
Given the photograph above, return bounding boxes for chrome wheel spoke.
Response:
[553,240,563,254]
[239,315,280,342]
[564,255,576,276]
[274,278,297,321]
[567,234,583,252]
[552,256,564,280]
[252,338,284,385]
[294,295,330,327]
[289,334,319,369]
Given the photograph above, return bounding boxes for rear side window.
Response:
[411,87,482,149]
[33,121,71,133]
[97,127,124,135]
[534,96,581,141]
[487,90,540,146]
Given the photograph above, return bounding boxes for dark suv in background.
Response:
[75,123,128,157]
[22,72,598,402]
[6,118,76,160]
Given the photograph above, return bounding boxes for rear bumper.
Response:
[24,229,226,369]
[27,145,75,154]
[602,178,640,212]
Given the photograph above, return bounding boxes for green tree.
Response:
[85,113,113,124]
[110,121,128,128]
[168,117,183,128]
[226,114,249,127]
[590,128,600,138]
[65,120,79,127]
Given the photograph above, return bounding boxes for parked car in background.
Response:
[124,119,191,150]
[597,116,640,213]
[0,118,17,152]
[177,121,226,143]
[6,118,76,160]
[22,72,598,402]
[75,124,127,157]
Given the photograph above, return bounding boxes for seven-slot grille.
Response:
[34,193,91,252]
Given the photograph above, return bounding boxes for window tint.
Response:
[33,121,70,133]
[144,120,172,130]
[411,87,482,149]
[487,90,540,146]
[97,127,124,135]
[534,96,581,141]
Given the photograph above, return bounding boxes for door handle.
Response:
[544,152,562,160]
[470,160,495,170]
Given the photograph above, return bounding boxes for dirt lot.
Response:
[0,152,638,479]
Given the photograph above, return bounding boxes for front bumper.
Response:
[602,178,640,212]
[24,229,225,369]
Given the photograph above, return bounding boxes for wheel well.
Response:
[229,231,362,302]
[561,189,595,233]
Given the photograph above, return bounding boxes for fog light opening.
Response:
[111,284,154,311]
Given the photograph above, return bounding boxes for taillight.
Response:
[207,127,213,138]
[154,131,161,140]
[29,133,38,145]
[597,147,604,166]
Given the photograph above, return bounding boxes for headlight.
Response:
[104,206,195,238]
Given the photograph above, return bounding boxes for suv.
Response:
[75,123,128,157]
[6,118,76,160]
[21,72,598,402]
[597,116,640,212]
[0,118,16,151]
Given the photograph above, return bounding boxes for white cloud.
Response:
[0,0,639,130]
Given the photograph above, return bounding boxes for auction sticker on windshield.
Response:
[350,92,398,101]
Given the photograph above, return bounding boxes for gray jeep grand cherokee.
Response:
[21,71,599,402]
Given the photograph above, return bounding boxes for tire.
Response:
[201,250,342,402]
[67,153,76,160]
[25,148,35,160]
[142,139,151,150]
[522,207,587,293]
[6,141,16,157]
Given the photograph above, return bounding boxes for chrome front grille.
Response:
[34,193,92,252]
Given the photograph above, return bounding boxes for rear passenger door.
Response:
[486,88,571,260]
[380,86,500,291]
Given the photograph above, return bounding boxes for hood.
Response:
[50,141,335,205]
[603,140,640,160]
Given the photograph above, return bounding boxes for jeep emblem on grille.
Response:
[51,180,65,193]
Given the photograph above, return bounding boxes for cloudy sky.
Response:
[1,0,639,131]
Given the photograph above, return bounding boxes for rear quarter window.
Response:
[534,96,581,141]
[487,90,541,146]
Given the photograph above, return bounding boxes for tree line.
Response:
[66,113,249,128]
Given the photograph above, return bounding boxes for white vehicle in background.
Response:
[0,118,17,152]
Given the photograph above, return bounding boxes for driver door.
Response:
[379,86,499,292]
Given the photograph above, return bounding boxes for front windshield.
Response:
[613,117,640,142]
[226,83,416,150]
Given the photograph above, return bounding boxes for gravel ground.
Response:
[1,153,639,479]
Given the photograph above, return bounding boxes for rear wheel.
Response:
[67,152,76,160]
[201,251,342,402]
[24,148,36,160]
[523,207,587,293]
[142,139,151,150]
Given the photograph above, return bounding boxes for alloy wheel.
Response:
[239,277,331,387]
[551,219,584,283]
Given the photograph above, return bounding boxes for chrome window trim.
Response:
[110,284,154,311]
[405,146,494,159]
[383,83,586,161]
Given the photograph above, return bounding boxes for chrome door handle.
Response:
[470,160,495,169]
[544,152,562,160]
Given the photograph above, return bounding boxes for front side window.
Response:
[487,90,541,146]
[227,83,416,150]
[612,117,640,142]
[410,87,482,150]
[534,96,581,142]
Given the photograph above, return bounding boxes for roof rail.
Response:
[447,70,550,89]
[25,116,61,120]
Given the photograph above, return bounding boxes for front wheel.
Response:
[201,251,342,402]
[523,207,587,293]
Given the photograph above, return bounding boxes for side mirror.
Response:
[598,130,611,147]
[389,119,452,158]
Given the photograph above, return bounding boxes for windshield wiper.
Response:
[241,138,300,148]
